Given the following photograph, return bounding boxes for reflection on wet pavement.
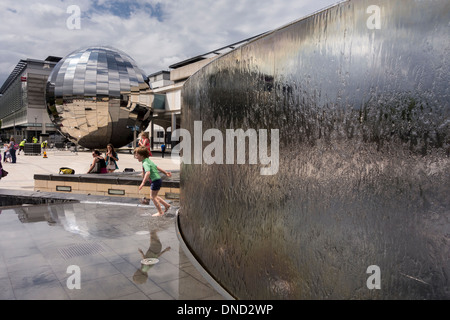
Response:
[0,202,225,300]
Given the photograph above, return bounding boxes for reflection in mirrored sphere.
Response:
[46,46,150,149]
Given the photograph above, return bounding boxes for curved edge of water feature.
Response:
[175,209,236,300]
[0,188,149,208]
[0,188,80,208]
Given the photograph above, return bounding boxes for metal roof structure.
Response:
[168,32,269,69]
[0,57,62,94]
[0,60,27,94]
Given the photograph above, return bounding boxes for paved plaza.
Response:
[1,147,181,192]
[0,148,230,300]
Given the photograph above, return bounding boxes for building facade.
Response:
[0,56,62,144]
[145,34,262,150]
[0,35,262,148]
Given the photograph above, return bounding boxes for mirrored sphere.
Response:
[46,46,150,149]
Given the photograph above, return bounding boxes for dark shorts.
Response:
[150,179,162,191]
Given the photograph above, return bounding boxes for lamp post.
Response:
[34,116,37,139]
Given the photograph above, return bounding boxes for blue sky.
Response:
[90,0,163,20]
[0,0,340,86]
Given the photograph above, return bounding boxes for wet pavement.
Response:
[0,197,228,300]
[0,149,231,300]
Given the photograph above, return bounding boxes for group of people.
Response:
[87,132,153,174]
[2,131,171,218]
[87,132,171,217]
[87,143,120,174]
[3,136,49,163]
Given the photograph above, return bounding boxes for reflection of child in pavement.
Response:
[132,230,171,284]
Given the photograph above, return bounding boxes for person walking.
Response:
[105,143,119,173]
[41,140,48,157]
[18,139,26,155]
[8,137,16,163]
[161,143,166,158]
[134,146,171,217]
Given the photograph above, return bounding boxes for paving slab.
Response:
[0,149,232,300]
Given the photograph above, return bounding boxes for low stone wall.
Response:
[34,171,180,200]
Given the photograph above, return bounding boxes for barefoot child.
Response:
[134,146,172,217]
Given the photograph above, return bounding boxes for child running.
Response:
[134,146,172,217]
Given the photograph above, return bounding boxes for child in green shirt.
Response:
[134,146,172,216]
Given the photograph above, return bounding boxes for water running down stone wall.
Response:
[179,0,449,299]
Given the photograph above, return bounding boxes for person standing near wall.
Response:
[105,143,119,173]
[138,131,152,156]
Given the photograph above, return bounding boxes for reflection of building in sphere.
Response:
[46,46,150,149]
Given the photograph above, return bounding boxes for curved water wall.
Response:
[178,0,449,299]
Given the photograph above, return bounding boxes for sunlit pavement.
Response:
[0,149,228,300]
[1,148,181,192]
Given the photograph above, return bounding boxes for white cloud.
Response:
[0,0,339,86]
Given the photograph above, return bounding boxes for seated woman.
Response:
[87,150,108,173]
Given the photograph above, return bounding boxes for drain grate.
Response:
[58,242,105,260]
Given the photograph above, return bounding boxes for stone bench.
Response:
[34,171,180,200]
